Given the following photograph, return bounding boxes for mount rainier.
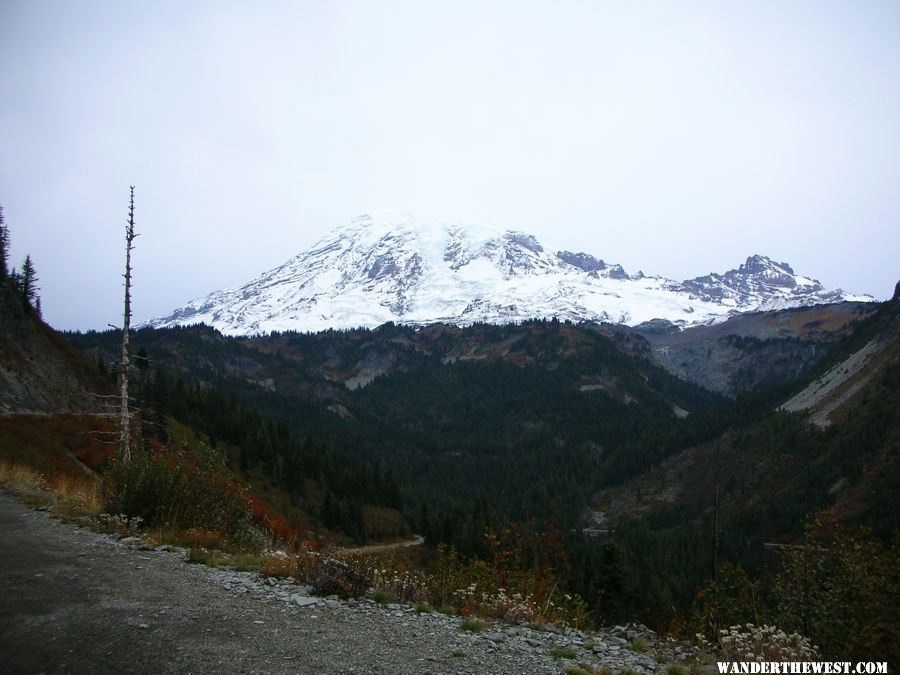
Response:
[145,214,873,336]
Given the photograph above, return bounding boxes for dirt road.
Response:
[0,491,599,674]
[339,535,425,556]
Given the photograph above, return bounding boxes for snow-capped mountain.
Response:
[144,214,873,336]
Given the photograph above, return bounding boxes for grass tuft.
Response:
[371,590,393,605]
[460,617,490,633]
[551,646,577,660]
[566,666,596,675]
[630,637,650,653]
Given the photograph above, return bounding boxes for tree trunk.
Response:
[119,187,138,463]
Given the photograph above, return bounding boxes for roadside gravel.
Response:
[0,491,690,674]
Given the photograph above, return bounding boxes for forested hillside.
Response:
[70,320,732,551]
[67,296,900,641]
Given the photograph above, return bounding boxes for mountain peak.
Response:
[739,254,799,281]
[143,216,873,336]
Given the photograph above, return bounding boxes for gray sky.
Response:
[2,0,898,331]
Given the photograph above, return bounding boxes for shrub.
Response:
[99,448,259,548]
[365,562,428,604]
[696,623,818,661]
[96,512,144,536]
[772,523,900,664]
[428,541,591,628]
[260,550,294,578]
[307,555,370,599]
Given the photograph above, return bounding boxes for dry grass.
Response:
[0,460,100,517]
[186,547,263,571]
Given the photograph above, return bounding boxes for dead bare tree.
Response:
[119,187,138,463]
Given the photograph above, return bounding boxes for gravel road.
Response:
[0,491,672,674]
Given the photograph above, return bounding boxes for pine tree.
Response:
[0,205,9,280]
[595,540,628,622]
[20,254,39,309]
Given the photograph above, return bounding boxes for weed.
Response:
[460,618,489,633]
[96,512,144,536]
[451,650,465,658]
[415,601,433,614]
[566,666,596,675]
[696,624,818,661]
[260,551,295,578]
[308,556,369,599]
[666,665,688,675]
[185,548,262,571]
[630,637,649,653]
[187,548,230,567]
[551,647,577,660]
[0,461,99,517]
[371,590,393,605]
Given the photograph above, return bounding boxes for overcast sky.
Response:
[2,0,898,331]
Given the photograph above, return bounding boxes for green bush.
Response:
[773,524,900,665]
[99,448,257,547]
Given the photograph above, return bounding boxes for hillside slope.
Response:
[780,300,900,427]
[637,301,877,396]
[583,294,900,611]
[0,283,111,413]
[0,279,408,545]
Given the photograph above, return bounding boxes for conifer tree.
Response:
[20,254,39,309]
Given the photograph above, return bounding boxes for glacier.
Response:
[143,214,874,336]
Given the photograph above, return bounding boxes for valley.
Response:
[68,292,900,641]
[2,211,898,667]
